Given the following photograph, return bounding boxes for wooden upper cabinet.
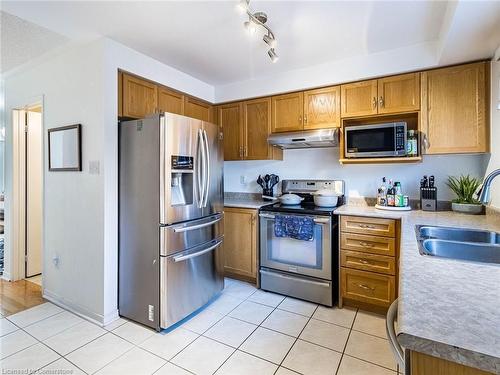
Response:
[118,71,123,117]
[122,73,158,118]
[341,80,378,117]
[377,73,420,114]
[271,92,304,132]
[218,103,243,161]
[304,86,341,129]
[421,62,489,154]
[184,96,213,122]
[244,97,274,160]
[158,87,184,115]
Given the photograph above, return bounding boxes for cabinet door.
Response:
[223,208,257,280]
[378,73,420,114]
[421,62,489,154]
[184,96,213,122]
[244,97,273,160]
[271,92,304,133]
[304,86,341,129]
[118,71,123,117]
[122,73,158,118]
[158,87,184,115]
[218,103,243,161]
[341,80,378,118]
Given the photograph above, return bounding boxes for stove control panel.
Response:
[282,179,345,195]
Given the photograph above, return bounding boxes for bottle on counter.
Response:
[386,180,395,206]
[407,130,418,157]
[377,177,388,206]
[394,182,404,207]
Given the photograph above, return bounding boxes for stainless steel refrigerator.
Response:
[119,113,224,330]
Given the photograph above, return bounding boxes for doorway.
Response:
[11,104,43,285]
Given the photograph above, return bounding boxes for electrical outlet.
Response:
[240,175,247,185]
[52,254,60,267]
[89,160,100,175]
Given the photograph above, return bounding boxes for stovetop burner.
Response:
[260,179,345,216]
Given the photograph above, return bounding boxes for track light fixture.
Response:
[238,0,279,63]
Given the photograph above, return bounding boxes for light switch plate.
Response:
[89,160,100,175]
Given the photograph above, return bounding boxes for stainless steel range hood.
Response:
[268,129,339,149]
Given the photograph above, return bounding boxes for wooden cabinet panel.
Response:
[341,80,378,117]
[304,86,341,129]
[218,103,243,161]
[341,232,396,256]
[118,71,123,117]
[271,92,304,132]
[158,87,184,115]
[421,62,489,154]
[244,98,275,160]
[341,250,396,275]
[223,208,257,281]
[122,73,158,118]
[410,351,491,375]
[341,267,395,307]
[340,216,396,238]
[378,73,420,114]
[185,96,213,122]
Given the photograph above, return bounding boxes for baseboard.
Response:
[43,289,118,327]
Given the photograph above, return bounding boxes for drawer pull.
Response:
[357,283,375,291]
[358,224,375,229]
[358,241,374,247]
[359,259,371,265]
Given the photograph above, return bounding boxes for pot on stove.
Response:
[278,193,304,205]
[312,189,340,207]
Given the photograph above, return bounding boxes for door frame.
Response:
[8,98,45,282]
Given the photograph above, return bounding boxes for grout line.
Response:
[334,308,358,375]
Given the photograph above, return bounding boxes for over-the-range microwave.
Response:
[344,122,407,158]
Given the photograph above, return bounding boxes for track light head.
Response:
[263,34,277,49]
[244,19,257,34]
[236,0,249,14]
[268,48,279,63]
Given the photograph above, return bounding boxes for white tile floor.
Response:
[0,278,400,375]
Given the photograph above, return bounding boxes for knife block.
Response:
[420,187,437,211]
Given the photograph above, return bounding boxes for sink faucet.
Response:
[478,169,500,204]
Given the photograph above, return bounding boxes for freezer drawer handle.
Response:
[173,239,223,263]
[173,215,222,233]
[260,269,331,288]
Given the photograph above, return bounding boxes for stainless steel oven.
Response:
[344,121,407,158]
[259,211,336,306]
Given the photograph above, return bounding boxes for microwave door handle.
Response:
[202,129,210,207]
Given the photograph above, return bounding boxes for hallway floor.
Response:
[1,278,400,375]
[0,278,45,317]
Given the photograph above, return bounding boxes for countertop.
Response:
[334,205,500,373]
[224,192,275,209]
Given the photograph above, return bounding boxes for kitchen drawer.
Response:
[341,215,396,237]
[341,250,396,275]
[341,232,396,256]
[341,267,395,307]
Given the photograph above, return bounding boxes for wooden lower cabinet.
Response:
[223,208,258,283]
[340,215,399,312]
[410,351,492,375]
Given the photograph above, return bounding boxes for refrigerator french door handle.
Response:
[196,129,204,208]
[172,214,222,233]
[202,129,210,207]
[159,115,166,223]
[172,239,223,263]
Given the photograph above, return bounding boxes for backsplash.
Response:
[224,148,489,201]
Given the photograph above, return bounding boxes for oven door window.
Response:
[261,217,332,280]
[346,126,395,153]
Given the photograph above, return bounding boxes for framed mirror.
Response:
[48,124,82,171]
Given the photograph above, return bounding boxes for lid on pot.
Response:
[313,189,340,197]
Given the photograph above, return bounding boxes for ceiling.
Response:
[2,1,500,87]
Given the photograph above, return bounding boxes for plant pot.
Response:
[451,202,483,215]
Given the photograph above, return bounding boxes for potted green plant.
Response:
[446,175,483,214]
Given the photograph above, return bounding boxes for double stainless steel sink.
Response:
[415,225,500,265]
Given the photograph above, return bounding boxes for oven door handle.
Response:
[259,213,330,224]
[260,269,331,288]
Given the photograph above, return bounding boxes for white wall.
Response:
[486,59,500,209]
[224,148,489,202]
[4,38,215,324]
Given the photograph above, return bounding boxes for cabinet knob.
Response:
[379,96,384,108]
[304,115,308,124]
[299,115,302,124]
[372,97,377,109]
[422,134,430,151]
